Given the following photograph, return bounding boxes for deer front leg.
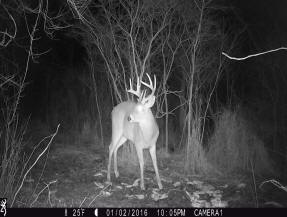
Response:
[135,145,145,190]
[149,145,163,189]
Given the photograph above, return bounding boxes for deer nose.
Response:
[128,116,132,122]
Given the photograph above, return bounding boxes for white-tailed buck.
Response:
[107,73,162,190]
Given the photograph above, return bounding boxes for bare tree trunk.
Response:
[163,82,169,153]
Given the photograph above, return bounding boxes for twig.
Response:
[222,47,287,61]
[11,124,60,207]
[0,5,17,47]
[80,196,87,207]
[30,180,57,207]
[260,179,287,192]
[88,183,111,207]
[250,160,258,207]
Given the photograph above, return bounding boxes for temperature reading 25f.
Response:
[72,208,85,216]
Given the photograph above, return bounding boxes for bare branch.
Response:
[222,47,287,61]
[0,5,17,47]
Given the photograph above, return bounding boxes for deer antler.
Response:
[127,76,142,101]
[127,73,157,104]
[141,73,156,104]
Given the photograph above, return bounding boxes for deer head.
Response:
[127,73,156,124]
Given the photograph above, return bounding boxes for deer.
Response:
[107,73,163,190]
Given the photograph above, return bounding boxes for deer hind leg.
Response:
[135,145,145,190]
[113,137,127,178]
[149,145,163,189]
[107,142,114,183]
[107,136,126,182]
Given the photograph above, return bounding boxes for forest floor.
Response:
[16,138,287,208]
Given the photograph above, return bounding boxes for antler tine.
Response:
[141,73,153,89]
[141,73,156,104]
[127,76,142,99]
[139,89,147,102]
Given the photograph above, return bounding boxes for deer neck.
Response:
[138,110,158,141]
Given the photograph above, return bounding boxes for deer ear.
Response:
[144,96,155,108]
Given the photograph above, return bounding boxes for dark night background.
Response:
[23,0,287,116]
[20,0,287,132]
[1,0,287,208]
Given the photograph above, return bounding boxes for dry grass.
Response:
[0,117,26,205]
[206,108,273,176]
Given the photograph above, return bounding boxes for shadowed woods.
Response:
[0,0,287,208]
